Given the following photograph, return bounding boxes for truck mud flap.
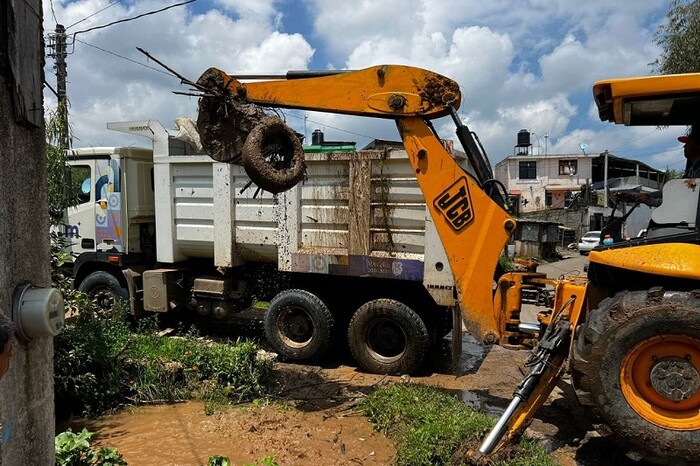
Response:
[122,268,144,317]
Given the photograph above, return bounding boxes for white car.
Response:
[577,230,601,255]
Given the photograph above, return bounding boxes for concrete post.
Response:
[0,0,56,464]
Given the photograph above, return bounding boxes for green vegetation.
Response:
[54,306,276,418]
[360,383,557,466]
[653,0,700,74]
[55,428,126,466]
[208,455,279,466]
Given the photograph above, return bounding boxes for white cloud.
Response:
[41,0,677,170]
[43,0,314,147]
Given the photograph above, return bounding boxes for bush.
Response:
[54,309,276,418]
[55,428,126,466]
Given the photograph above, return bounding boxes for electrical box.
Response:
[12,285,65,340]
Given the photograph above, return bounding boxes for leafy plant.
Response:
[55,428,126,466]
[207,455,279,466]
[360,383,556,466]
[55,308,276,418]
[207,456,231,466]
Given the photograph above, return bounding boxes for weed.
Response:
[360,383,556,466]
[208,455,279,466]
[55,309,276,418]
[55,428,126,466]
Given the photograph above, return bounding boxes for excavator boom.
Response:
[194,64,589,460]
[203,65,461,119]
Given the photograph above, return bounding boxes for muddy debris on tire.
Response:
[195,69,306,194]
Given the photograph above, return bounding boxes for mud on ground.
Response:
[81,331,648,466]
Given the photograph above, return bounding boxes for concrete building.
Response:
[495,130,665,242]
[1,1,56,464]
[495,152,596,213]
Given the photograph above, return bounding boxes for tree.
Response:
[665,167,685,180]
[46,99,74,221]
[652,0,700,74]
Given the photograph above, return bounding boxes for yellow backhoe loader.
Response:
[190,65,699,464]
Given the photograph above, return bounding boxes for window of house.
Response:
[518,161,537,180]
[545,191,553,206]
[559,160,578,176]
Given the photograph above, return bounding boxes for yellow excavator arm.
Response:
[194,64,588,459]
[200,64,515,344]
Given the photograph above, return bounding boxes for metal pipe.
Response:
[476,396,522,456]
[518,322,541,334]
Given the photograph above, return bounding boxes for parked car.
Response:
[577,230,601,255]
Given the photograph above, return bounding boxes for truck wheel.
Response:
[264,289,334,361]
[347,299,430,375]
[572,289,700,464]
[242,116,305,194]
[78,271,128,317]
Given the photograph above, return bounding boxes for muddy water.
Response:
[81,401,394,466]
[67,328,512,466]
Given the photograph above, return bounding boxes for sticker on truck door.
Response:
[433,177,473,231]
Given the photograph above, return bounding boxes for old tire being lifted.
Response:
[264,289,335,361]
[572,289,700,464]
[347,299,430,375]
[242,116,305,194]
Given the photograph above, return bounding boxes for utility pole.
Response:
[46,24,70,150]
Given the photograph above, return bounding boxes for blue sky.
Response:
[43,0,686,170]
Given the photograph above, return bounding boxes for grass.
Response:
[54,304,276,418]
[360,383,558,466]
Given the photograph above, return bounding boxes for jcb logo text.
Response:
[433,177,473,231]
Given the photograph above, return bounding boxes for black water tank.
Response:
[312,129,324,145]
[517,129,530,147]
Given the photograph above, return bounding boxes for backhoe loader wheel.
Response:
[572,289,700,464]
[264,289,335,361]
[347,299,430,375]
[242,116,305,194]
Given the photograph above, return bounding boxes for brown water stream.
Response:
[78,400,394,466]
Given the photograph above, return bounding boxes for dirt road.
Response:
[85,255,650,465]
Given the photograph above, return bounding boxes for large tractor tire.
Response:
[347,299,430,375]
[572,289,700,464]
[78,271,128,317]
[264,289,335,361]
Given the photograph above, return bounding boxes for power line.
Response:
[74,39,174,77]
[71,0,197,39]
[282,111,380,142]
[66,0,125,31]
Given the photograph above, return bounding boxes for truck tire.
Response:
[242,116,305,194]
[264,289,334,361]
[78,271,128,317]
[347,299,430,375]
[572,289,700,464]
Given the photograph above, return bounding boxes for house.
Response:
[494,130,666,241]
[495,151,595,213]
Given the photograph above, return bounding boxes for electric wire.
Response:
[71,0,197,39]
[49,0,58,24]
[282,111,380,142]
[66,0,125,31]
[74,38,174,77]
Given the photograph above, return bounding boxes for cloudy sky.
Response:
[43,0,686,170]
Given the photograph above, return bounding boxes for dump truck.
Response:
[178,64,698,463]
[61,119,473,375]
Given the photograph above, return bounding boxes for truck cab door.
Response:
[64,161,97,254]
